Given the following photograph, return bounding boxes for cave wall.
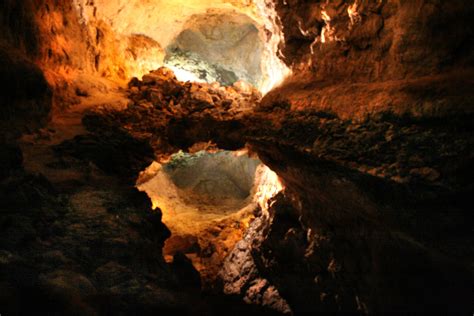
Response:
[0,0,269,127]
[0,48,52,139]
[266,0,474,119]
[0,0,163,131]
[74,0,290,92]
[168,10,264,86]
[1,1,473,314]
[0,0,96,137]
[3,0,473,130]
[244,141,473,314]
[243,0,474,312]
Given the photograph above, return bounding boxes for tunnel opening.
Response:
[164,10,264,87]
[137,149,282,287]
[72,0,290,94]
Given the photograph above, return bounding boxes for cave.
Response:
[1,0,473,315]
[137,151,259,269]
[164,10,265,87]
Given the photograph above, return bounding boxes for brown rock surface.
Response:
[1,0,473,314]
[269,0,474,119]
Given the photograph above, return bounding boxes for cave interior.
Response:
[0,0,473,315]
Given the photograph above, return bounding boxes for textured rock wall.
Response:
[278,0,474,80]
[248,1,474,312]
[249,140,473,314]
[265,0,474,119]
[168,10,264,86]
[0,0,94,135]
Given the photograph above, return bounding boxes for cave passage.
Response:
[164,10,264,87]
[137,150,262,272]
[3,0,473,314]
[70,0,290,94]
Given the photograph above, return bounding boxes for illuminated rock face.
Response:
[138,151,260,230]
[165,10,264,86]
[1,0,474,315]
[266,0,474,119]
[72,0,289,92]
[1,0,289,99]
[164,151,259,202]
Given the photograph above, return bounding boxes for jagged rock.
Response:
[220,194,292,314]
[151,67,177,81]
[190,90,214,107]
[128,77,141,88]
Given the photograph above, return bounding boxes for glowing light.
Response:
[74,0,291,94]
[253,165,283,212]
[165,65,207,83]
[318,7,346,44]
[132,59,164,80]
[320,9,333,43]
[253,0,292,94]
[232,148,250,157]
[298,20,311,37]
[348,1,362,28]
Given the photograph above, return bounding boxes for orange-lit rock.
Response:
[1,0,473,315]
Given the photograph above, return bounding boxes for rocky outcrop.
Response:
[220,193,292,315]
[0,133,189,314]
[82,68,261,157]
[269,0,474,118]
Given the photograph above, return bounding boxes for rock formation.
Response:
[1,0,473,315]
